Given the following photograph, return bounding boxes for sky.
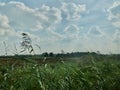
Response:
[0,0,120,55]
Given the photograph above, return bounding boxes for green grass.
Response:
[0,57,120,90]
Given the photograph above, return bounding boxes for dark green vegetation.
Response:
[0,54,120,90]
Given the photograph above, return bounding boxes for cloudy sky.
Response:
[0,0,120,55]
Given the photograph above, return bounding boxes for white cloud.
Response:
[112,21,120,28]
[0,1,62,31]
[64,24,80,39]
[0,1,119,54]
[112,29,120,43]
[37,4,62,31]
[87,26,105,37]
[108,1,120,28]
[111,29,120,53]
[81,26,117,53]
[0,14,15,37]
[0,1,86,41]
[61,2,86,21]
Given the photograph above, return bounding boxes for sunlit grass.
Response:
[0,58,120,90]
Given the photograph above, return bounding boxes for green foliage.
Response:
[0,58,120,90]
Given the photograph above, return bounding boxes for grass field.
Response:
[0,54,120,90]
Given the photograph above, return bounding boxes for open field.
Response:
[0,54,120,90]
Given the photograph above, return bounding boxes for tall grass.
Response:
[0,58,120,90]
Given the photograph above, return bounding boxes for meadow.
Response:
[0,54,120,90]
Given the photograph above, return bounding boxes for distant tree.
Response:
[42,52,48,57]
[49,52,54,57]
[96,51,101,55]
[56,54,61,57]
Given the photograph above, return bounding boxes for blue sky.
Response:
[0,0,120,55]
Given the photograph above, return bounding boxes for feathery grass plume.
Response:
[3,41,8,56]
[20,33,34,54]
[35,44,41,53]
[12,43,19,55]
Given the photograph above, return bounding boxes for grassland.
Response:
[0,54,120,90]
